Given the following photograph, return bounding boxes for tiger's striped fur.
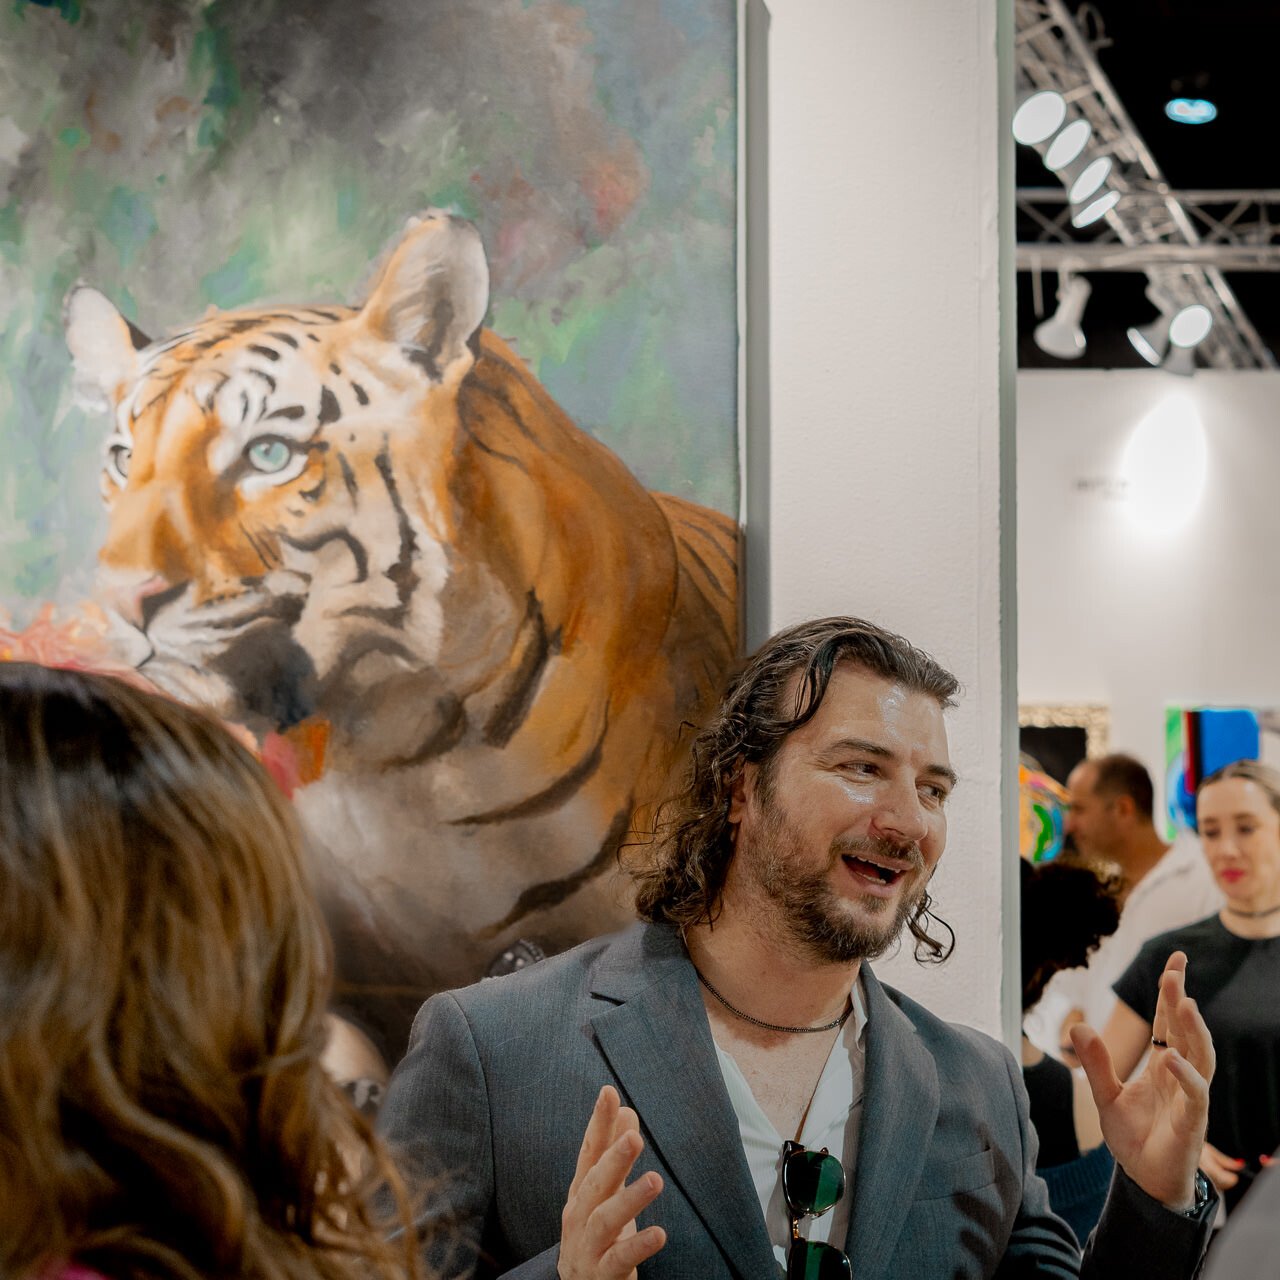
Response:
[65,212,739,1057]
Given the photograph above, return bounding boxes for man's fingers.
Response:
[1070,1022,1123,1110]
[574,1130,646,1218]
[571,1086,621,1196]
[600,1225,668,1277]
[1164,1047,1210,1125]
[1151,951,1188,1046]
[584,1170,665,1259]
[610,1104,641,1144]
[1174,991,1215,1085]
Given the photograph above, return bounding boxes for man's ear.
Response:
[64,286,150,412]
[728,761,757,825]
[359,209,489,384]
[1113,794,1136,823]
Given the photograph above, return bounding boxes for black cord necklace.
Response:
[1223,902,1280,920]
[694,966,853,1035]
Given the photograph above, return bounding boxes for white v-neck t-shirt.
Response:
[711,978,868,1272]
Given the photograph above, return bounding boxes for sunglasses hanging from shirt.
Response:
[782,1140,853,1279]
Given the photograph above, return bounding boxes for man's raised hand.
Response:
[1070,951,1214,1211]
[558,1085,667,1280]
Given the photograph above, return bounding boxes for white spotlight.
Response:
[1066,155,1113,205]
[1044,119,1093,171]
[1170,303,1213,348]
[1013,89,1067,146]
[1070,187,1121,228]
[1162,344,1198,378]
[1127,293,1213,374]
[1127,286,1174,365]
[1127,317,1168,366]
[1033,273,1091,360]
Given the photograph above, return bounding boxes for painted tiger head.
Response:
[65,212,495,744]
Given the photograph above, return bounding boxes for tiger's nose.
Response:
[102,573,179,631]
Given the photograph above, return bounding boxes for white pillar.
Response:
[746,0,1017,1040]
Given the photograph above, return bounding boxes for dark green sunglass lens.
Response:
[787,1240,853,1280]
[784,1149,846,1216]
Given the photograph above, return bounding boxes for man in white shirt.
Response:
[1025,754,1222,1064]
[380,617,1216,1278]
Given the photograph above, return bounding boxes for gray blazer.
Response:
[1202,1156,1278,1277]
[379,922,1211,1278]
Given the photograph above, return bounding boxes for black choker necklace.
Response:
[1223,902,1280,920]
[693,966,853,1035]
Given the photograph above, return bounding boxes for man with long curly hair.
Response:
[381,616,1217,1279]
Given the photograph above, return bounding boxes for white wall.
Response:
[1019,370,1280,815]
[752,0,1016,1037]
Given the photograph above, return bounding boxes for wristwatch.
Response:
[1179,1169,1213,1218]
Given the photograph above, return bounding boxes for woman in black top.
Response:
[1107,760,1280,1214]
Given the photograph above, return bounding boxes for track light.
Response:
[1033,273,1091,360]
[1044,119,1093,171]
[1127,290,1213,374]
[1064,154,1113,205]
[1127,288,1175,366]
[1012,89,1067,145]
[1070,187,1121,228]
[1170,304,1213,348]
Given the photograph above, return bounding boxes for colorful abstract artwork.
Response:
[0,0,740,1063]
[1165,706,1280,837]
[1019,763,1069,863]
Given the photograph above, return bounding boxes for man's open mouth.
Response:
[842,855,907,887]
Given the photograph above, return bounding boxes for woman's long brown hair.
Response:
[0,662,422,1280]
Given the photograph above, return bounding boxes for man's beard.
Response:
[744,795,929,964]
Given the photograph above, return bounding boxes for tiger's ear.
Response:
[64,286,151,412]
[360,211,490,382]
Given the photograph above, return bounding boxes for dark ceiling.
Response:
[1016,0,1280,369]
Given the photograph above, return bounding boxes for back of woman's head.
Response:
[1020,857,1122,1014]
[0,663,418,1280]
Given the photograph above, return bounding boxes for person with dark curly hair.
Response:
[0,662,424,1280]
[380,615,1218,1279]
[1021,858,1122,1239]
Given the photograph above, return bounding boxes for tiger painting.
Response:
[64,210,739,1059]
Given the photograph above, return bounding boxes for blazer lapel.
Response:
[589,925,777,1280]
[845,964,940,1279]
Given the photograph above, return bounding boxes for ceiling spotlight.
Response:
[1127,317,1168,366]
[1161,344,1198,377]
[1070,187,1121,229]
[1033,272,1091,360]
[1127,286,1175,365]
[1065,154,1113,205]
[1169,303,1213,348]
[1013,89,1067,146]
[1165,97,1217,125]
[1127,291,1214,373]
[1044,119,1093,171]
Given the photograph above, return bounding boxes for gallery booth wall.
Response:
[1018,369,1280,828]
[751,0,1016,1040]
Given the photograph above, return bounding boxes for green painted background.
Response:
[0,0,738,620]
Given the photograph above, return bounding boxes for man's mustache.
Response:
[831,834,925,872]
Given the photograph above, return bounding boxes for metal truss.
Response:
[1015,0,1276,369]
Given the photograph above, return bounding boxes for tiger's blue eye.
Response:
[246,437,294,473]
[108,443,131,480]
